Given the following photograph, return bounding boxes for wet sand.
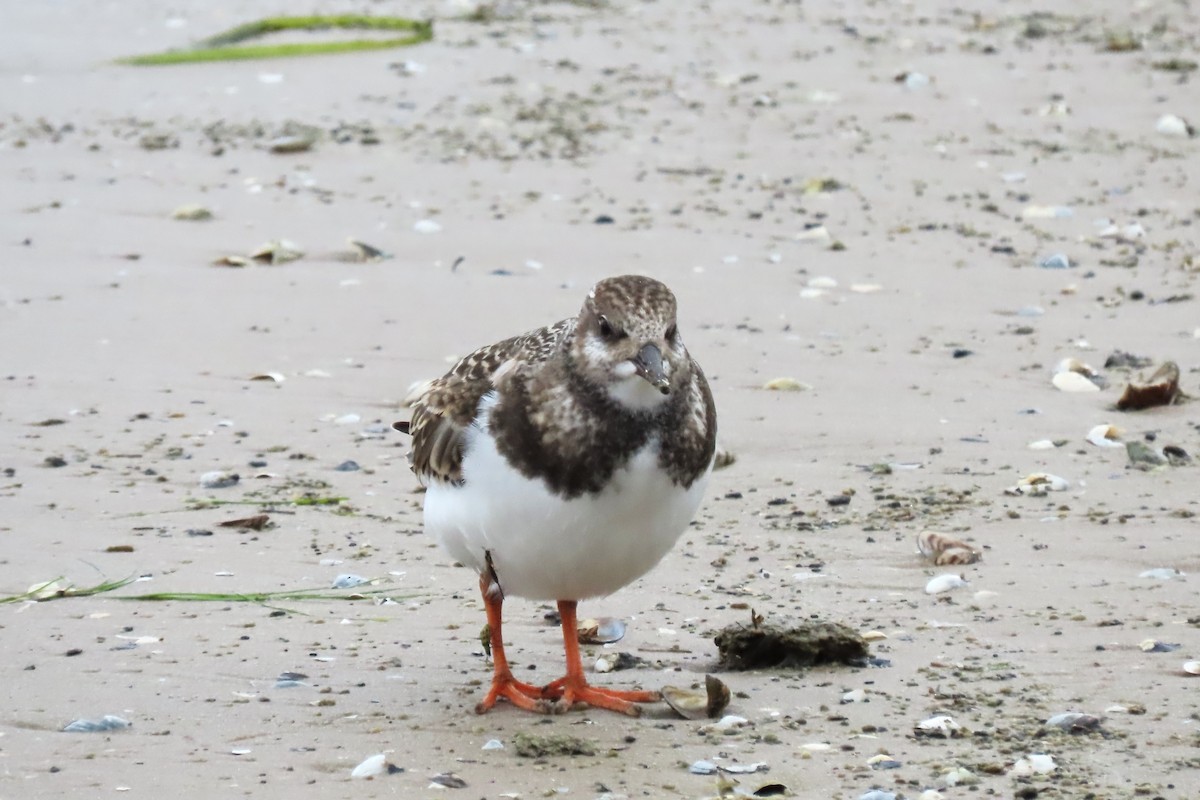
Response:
[2,1,1198,797]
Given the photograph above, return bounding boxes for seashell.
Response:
[859,791,896,800]
[1027,439,1060,450]
[1183,661,1200,676]
[350,753,397,778]
[662,674,731,720]
[199,470,239,489]
[1139,639,1181,653]
[171,204,213,221]
[1008,753,1056,776]
[213,255,250,267]
[1116,361,1181,411]
[1139,567,1184,580]
[916,531,981,565]
[807,276,838,289]
[250,372,286,383]
[916,715,962,737]
[1038,253,1071,269]
[689,760,718,775]
[703,714,749,732]
[798,742,832,752]
[841,689,866,703]
[850,283,883,293]
[1155,113,1194,138]
[1163,445,1191,466]
[429,773,467,789]
[795,225,831,243]
[722,761,768,774]
[860,630,888,642]
[1086,424,1124,447]
[267,132,317,154]
[939,766,979,786]
[218,514,270,531]
[576,616,625,644]
[250,239,303,265]
[1045,712,1102,733]
[1052,371,1101,393]
[348,239,390,262]
[594,651,644,673]
[1022,205,1074,219]
[27,578,73,599]
[762,377,810,391]
[482,739,504,750]
[924,573,968,594]
[63,715,131,733]
[332,574,369,589]
[1004,472,1069,496]
[413,219,442,234]
[918,792,946,800]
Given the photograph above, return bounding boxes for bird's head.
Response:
[572,275,686,411]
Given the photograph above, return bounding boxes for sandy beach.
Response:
[2,1,1198,797]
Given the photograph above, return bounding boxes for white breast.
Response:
[422,392,709,601]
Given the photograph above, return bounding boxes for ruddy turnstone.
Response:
[395,275,717,715]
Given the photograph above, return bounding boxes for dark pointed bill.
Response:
[633,343,670,394]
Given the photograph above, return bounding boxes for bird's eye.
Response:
[665,323,678,343]
[598,316,622,340]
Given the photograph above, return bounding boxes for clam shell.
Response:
[1052,371,1101,392]
[662,674,730,720]
[577,616,625,645]
[1045,712,1102,732]
[1085,424,1124,448]
[916,714,961,736]
[916,531,981,565]
[1183,661,1200,676]
[924,573,968,595]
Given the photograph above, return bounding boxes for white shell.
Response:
[1004,472,1069,496]
[1052,371,1100,393]
[1009,754,1056,776]
[1156,113,1193,137]
[1183,661,1200,676]
[925,573,968,595]
[1086,424,1123,448]
[413,219,442,234]
[350,754,388,778]
[917,715,961,734]
[1027,439,1058,450]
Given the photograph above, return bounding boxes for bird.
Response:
[394,274,717,716]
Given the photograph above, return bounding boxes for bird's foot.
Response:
[475,671,555,714]
[542,676,661,717]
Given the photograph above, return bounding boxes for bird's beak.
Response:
[632,343,670,394]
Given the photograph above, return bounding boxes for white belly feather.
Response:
[423,393,709,601]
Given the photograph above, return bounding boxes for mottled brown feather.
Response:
[402,320,571,484]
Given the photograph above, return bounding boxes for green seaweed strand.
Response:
[118,14,433,66]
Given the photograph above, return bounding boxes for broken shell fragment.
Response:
[924,573,968,595]
[916,531,981,566]
[1045,712,1103,733]
[662,674,731,720]
[577,616,626,645]
[171,204,213,221]
[915,715,962,737]
[1085,424,1124,447]
[348,239,391,262]
[250,239,304,265]
[1116,361,1181,411]
[762,377,810,392]
[1004,472,1069,496]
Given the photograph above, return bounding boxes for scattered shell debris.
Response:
[916,530,981,566]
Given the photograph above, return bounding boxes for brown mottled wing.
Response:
[398,319,570,485]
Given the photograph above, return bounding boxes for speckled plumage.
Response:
[402,276,715,501]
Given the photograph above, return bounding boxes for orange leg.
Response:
[474,574,552,714]
[542,600,661,716]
